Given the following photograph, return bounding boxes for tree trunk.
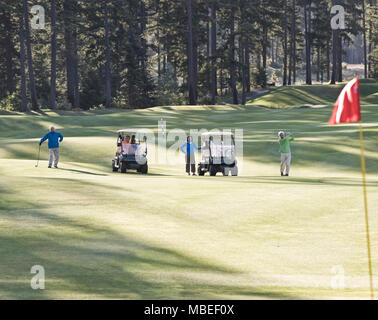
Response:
[331,30,338,84]
[276,38,279,65]
[241,44,247,105]
[230,9,238,105]
[337,32,342,82]
[308,1,312,84]
[362,0,368,79]
[220,66,223,96]
[240,0,247,106]
[321,65,324,83]
[19,15,28,112]
[293,36,296,84]
[105,0,112,108]
[304,2,308,79]
[368,14,372,77]
[288,0,296,85]
[23,0,38,110]
[64,0,75,105]
[304,1,312,85]
[6,28,15,95]
[331,0,337,84]
[114,26,121,93]
[210,1,217,105]
[157,38,161,80]
[73,25,80,108]
[173,56,177,79]
[163,45,166,74]
[193,23,199,101]
[139,1,147,72]
[262,25,267,71]
[238,28,243,83]
[4,9,15,96]
[283,0,288,85]
[139,0,148,100]
[186,0,197,105]
[64,0,80,109]
[246,43,251,92]
[326,40,330,82]
[316,46,320,82]
[50,0,57,109]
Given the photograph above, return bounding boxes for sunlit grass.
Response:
[0,91,378,299]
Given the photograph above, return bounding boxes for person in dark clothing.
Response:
[180,136,201,176]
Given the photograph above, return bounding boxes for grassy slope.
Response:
[0,84,378,299]
[247,79,378,108]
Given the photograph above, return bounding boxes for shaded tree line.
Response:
[0,0,376,111]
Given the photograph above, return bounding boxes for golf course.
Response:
[0,80,377,300]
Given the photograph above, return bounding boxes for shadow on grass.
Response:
[0,185,298,300]
[58,168,108,176]
[0,110,19,116]
[240,176,378,187]
[114,171,172,177]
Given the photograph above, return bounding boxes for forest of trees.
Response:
[0,0,377,111]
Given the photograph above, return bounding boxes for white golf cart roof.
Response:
[118,129,145,134]
[201,132,234,137]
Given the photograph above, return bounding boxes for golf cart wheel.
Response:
[112,160,118,172]
[223,168,230,176]
[120,162,127,174]
[209,166,217,177]
[231,166,238,176]
[140,164,148,174]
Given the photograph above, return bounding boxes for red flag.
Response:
[329,78,361,125]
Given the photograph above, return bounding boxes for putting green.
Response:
[0,100,378,299]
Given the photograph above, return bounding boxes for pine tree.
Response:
[19,12,28,112]
[50,0,57,109]
[104,0,112,108]
[186,0,197,105]
[23,0,38,109]
[283,0,288,85]
[209,0,217,105]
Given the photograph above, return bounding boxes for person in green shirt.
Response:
[278,131,294,176]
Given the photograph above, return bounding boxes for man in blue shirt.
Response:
[40,126,64,168]
[180,136,201,176]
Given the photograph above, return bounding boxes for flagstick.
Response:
[359,120,374,300]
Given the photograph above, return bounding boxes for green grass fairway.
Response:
[1,87,378,299]
[247,79,378,108]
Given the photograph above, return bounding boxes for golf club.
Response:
[35,144,41,168]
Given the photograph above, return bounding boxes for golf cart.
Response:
[198,132,238,176]
[112,129,148,174]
